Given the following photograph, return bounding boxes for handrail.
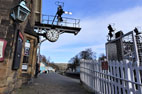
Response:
[41,14,80,28]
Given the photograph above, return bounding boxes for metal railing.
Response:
[41,14,80,28]
[80,60,142,94]
[106,31,142,66]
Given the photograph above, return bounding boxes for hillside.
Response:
[54,63,68,72]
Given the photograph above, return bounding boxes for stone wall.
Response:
[0,0,38,93]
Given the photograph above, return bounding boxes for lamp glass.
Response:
[12,7,18,20]
[18,6,29,21]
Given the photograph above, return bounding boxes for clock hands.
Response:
[51,32,54,37]
[46,29,59,42]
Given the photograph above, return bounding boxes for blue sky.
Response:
[41,0,142,63]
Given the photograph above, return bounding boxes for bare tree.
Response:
[79,48,96,60]
[67,48,96,72]
[68,55,80,71]
[41,55,47,63]
[73,55,80,66]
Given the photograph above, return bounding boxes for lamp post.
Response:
[10,0,30,22]
[11,0,30,70]
[37,38,47,64]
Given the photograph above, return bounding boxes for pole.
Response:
[51,13,57,26]
[38,38,47,64]
[35,31,47,78]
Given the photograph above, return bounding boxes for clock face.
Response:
[46,29,59,42]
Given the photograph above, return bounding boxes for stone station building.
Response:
[0,0,42,94]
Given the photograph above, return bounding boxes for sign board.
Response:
[102,61,108,70]
[12,31,23,70]
[0,39,7,61]
[25,42,30,56]
[22,64,28,70]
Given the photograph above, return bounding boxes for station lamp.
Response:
[10,0,30,22]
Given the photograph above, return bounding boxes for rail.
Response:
[42,14,80,28]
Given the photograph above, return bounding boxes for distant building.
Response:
[40,62,46,73]
[40,62,55,73]
[47,66,55,72]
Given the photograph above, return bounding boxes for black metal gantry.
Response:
[34,15,81,35]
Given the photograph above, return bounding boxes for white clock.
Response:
[46,29,59,42]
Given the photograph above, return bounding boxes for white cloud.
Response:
[41,6,142,62]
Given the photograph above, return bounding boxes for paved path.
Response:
[13,73,91,94]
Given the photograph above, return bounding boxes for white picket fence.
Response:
[80,60,142,94]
